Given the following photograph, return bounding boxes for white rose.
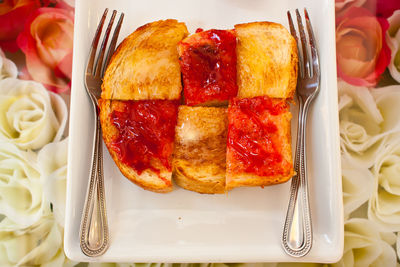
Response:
[0,215,75,266]
[90,264,318,267]
[330,218,397,267]
[341,154,374,219]
[0,141,47,228]
[368,135,400,232]
[339,81,400,168]
[111,265,279,267]
[0,49,17,80]
[88,264,119,267]
[277,263,323,267]
[37,138,68,227]
[87,264,279,267]
[387,10,400,83]
[0,78,67,150]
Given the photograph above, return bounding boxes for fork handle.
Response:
[282,97,313,257]
[80,109,109,257]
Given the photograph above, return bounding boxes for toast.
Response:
[98,99,179,193]
[235,22,298,99]
[101,19,189,100]
[226,96,294,190]
[98,19,296,194]
[173,106,228,194]
[178,29,237,106]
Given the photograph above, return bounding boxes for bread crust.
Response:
[99,99,173,193]
[173,106,228,194]
[226,171,294,190]
[235,21,298,99]
[101,19,188,100]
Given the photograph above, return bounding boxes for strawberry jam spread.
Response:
[227,96,291,177]
[179,29,238,105]
[110,100,178,181]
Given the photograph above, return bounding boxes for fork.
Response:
[80,8,124,257]
[281,8,320,257]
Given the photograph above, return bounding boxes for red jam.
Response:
[179,29,238,105]
[227,96,291,177]
[110,100,178,182]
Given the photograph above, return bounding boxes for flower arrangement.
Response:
[0,0,400,266]
[0,50,71,266]
[0,1,73,266]
[334,0,400,265]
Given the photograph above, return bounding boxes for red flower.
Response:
[364,0,400,18]
[17,6,74,93]
[0,0,52,52]
[336,7,391,87]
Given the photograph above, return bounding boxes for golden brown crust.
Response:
[98,99,173,193]
[173,106,228,194]
[235,21,298,99]
[101,19,189,100]
[225,171,294,190]
[226,104,294,190]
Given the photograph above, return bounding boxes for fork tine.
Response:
[304,8,319,77]
[296,9,309,78]
[86,8,108,75]
[287,11,298,43]
[94,10,117,77]
[287,11,301,82]
[102,12,124,77]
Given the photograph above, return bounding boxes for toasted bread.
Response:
[101,19,189,100]
[178,29,238,106]
[226,96,294,190]
[99,99,179,193]
[235,22,298,99]
[173,106,228,194]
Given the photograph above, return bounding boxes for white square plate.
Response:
[65,0,343,263]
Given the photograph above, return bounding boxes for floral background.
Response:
[0,0,400,266]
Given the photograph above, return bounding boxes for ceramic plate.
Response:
[65,0,343,262]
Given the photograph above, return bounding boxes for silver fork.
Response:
[282,8,320,257]
[80,8,124,257]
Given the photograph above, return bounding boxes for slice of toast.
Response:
[101,19,189,100]
[226,96,294,190]
[173,106,228,194]
[235,22,298,99]
[178,29,237,106]
[99,99,179,193]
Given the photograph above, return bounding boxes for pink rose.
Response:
[17,6,74,93]
[0,0,51,52]
[336,7,391,87]
[335,0,367,17]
